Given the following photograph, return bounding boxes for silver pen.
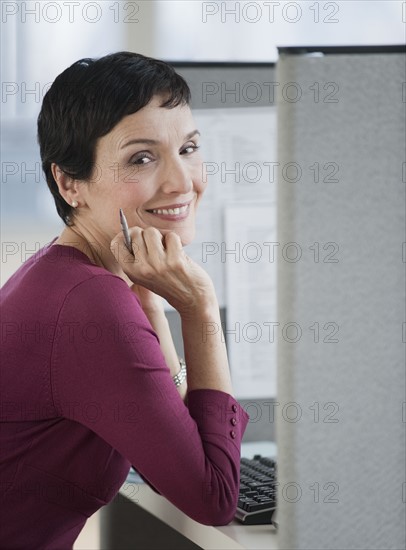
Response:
[119,208,133,255]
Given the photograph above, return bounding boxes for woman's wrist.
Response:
[178,287,219,322]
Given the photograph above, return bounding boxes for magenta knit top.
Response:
[0,238,249,549]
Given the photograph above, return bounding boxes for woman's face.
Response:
[78,95,205,246]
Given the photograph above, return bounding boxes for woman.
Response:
[1,52,249,548]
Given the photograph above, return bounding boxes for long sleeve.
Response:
[51,273,249,525]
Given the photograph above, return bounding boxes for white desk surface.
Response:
[120,441,278,550]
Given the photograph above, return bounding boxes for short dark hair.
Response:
[37,51,191,226]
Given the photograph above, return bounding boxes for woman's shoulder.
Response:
[44,242,124,283]
[1,240,133,313]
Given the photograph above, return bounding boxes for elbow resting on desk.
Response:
[196,501,238,526]
[184,467,241,526]
[140,463,239,526]
[192,467,240,526]
[134,391,249,526]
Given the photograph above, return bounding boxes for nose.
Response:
[160,156,194,195]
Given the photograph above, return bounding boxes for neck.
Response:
[56,225,132,286]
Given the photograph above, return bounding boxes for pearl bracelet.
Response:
[172,357,187,387]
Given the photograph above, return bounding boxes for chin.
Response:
[178,227,195,247]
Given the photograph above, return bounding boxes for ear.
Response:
[51,163,81,207]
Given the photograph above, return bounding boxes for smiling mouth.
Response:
[148,204,189,216]
[145,201,193,220]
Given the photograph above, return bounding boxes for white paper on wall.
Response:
[224,204,277,399]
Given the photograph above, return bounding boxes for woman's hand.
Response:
[110,226,216,318]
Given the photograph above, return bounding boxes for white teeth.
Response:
[151,205,188,216]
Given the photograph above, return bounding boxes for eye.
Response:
[180,143,200,155]
[130,152,154,165]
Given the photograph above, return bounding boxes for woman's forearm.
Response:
[180,295,234,396]
[128,283,187,400]
[144,308,188,401]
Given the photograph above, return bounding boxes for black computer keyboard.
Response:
[234,454,277,525]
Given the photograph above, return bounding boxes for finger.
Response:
[110,232,136,264]
[128,226,147,260]
[141,227,166,261]
[164,232,185,265]
[164,231,183,251]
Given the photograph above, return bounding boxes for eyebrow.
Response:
[121,130,201,149]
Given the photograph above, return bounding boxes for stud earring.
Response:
[71,200,78,208]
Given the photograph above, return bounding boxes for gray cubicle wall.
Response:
[167,63,277,442]
[276,46,405,550]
